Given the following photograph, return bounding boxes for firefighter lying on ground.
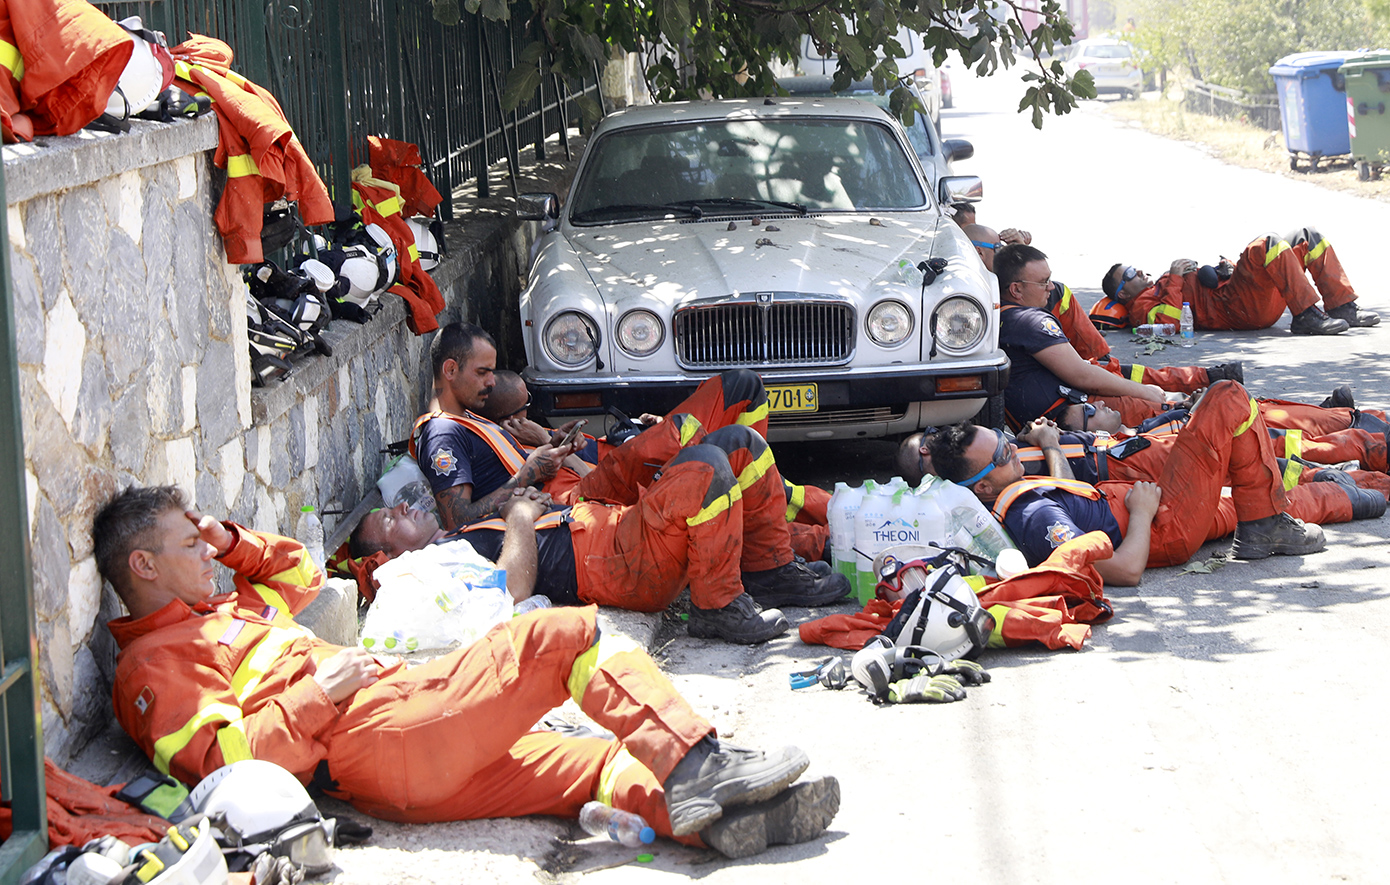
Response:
[921,381,1379,585]
[1091,225,1379,336]
[93,485,839,859]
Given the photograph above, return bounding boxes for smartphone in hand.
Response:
[559,420,587,449]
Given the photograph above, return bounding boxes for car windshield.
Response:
[569,117,927,222]
[1084,44,1132,59]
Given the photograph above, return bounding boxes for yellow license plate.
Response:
[767,383,818,414]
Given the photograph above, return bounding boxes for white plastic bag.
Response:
[361,540,511,652]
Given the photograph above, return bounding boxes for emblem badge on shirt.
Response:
[134,685,155,715]
[432,447,458,476]
[1041,317,1065,338]
[1045,521,1075,548]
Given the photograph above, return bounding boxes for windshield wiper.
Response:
[570,203,703,222]
[669,197,810,216]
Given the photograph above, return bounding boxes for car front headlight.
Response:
[866,300,914,346]
[616,309,664,356]
[931,296,986,351]
[544,311,599,366]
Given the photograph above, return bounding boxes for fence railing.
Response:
[1183,79,1281,131]
[94,0,599,219]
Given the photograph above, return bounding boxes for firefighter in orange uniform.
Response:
[1095,226,1379,336]
[95,486,838,858]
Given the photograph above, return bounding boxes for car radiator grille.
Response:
[673,302,853,368]
[767,405,906,427]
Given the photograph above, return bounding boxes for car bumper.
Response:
[523,356,1011,438]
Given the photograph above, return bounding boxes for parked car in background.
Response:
[776,75,976,196]
[516,98,1005,442]
[1058,38,1143,99]
[798,28,942,127]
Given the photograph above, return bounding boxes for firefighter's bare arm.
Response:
[1016,419,1076,481]
[1094,481,1161,586]
[496,491,548,602]
[435,443,576,530]
[1034,342,1166,404]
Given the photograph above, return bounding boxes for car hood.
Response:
[562,213,949,307]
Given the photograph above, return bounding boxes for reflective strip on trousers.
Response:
[687,483,743,527]
[1282,430,1304,490]
[595,748,640,806]
[0,40,23,81]
[567,634,641,705]
[1232,398,1259,437]
[785,482,805,522]
[1264,239,1291,266]
[1305,238,1329,264]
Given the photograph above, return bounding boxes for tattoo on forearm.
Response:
[436,484,518,531]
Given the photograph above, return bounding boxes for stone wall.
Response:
[6,115,579,764]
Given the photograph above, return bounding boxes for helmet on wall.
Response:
[405,216,444,272]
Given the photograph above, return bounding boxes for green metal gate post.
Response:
[0,155,49,885]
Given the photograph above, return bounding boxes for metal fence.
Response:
[95,0,600,219]
[1183,80,1281,131]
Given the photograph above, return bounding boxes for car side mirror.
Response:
[938,175,983,206]
[517,192,559,221]
[941,138,974,163]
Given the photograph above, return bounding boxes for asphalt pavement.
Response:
[328,69,1390,884]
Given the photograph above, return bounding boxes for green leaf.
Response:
[501,61,543,111]
[436,0,463,24]
[778,13,802,43]
[839,32,867,70]
[574,95,604,127]
[1180,556,1228,575]
[479,0,510,21]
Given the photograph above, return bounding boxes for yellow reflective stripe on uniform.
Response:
[687,483,743,527]
[986,605,1010,647]
[152,703,242,774]
[1281,429,1304,490]
[1059,285,1073,311]
[1232,397,1259,437]
[0,41,23,81]
[373,196,403,217]
[225,70,249,88]
[351,190,366,212]
[1282,459,1304,491]
[1264,239,1291,266]
[678,415,702,447]
[215,723,253,764]
[229,627,300,701]
[566,634,640,705]
[407,243,419,262]
[735,446,775,492]
[1305,238,1329,264]
[736,401,769,427]
[1128,364,1145,383]
[595,747,640,806]
[174,60,194,80]
[1148,304,1182,324]
[226,154,260,178]
[785,482,805,522]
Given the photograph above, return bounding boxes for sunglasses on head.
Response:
[970,239,999,251]
[959,430,1012,487]
[502,396,532,420]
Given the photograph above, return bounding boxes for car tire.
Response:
[971,393,1006,430]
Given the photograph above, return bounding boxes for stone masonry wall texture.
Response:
[6,116,558,765]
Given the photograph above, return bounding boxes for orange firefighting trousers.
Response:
[1197,228,1357,329]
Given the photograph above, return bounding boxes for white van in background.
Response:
[798,28,942,127]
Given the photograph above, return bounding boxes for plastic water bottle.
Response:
[828,482,865,585]
[908,484,947,550]
[578,801,655,847]
[297,505,326,572]
[1179,302,1195,346]
[897,259,925,289]
[924,478,1018,575]
[513,595,553,616]
[854,482,893,604]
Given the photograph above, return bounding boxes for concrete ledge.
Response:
[3,115,218,204]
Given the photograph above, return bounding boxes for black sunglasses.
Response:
[502,396,532,420]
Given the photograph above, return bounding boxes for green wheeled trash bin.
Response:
[1341,50,1390,180]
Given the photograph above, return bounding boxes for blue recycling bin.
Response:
[1269,51,1358,170]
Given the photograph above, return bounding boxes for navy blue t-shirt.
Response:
[417,415,525,500]
[440,518,580,605]
[1000,305,1072,427]
[999,485,1123,567]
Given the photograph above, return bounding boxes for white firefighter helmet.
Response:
[189,760,335,875]
[879,562,994,663]
[106,19,172,117]
[363,223,399,290]
[338,244,382,307]
[406,216,441,271]
[298,258,336,294]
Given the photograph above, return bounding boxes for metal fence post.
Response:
[321,0,353,201]
[0,159,49,885]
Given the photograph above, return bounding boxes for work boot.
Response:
[742,560,850,608]
[1290,305,1349,335]
[799,555,834,577]
[1350,409,1390,433]
[701,776,840,859]
[1327,300,1381,327]
[1231,512,1327,559]
[1313,470,1388,520]
[687,592,789,644]
[1204,361,1244,385]
[662,735,810,836]
[1320,385,1355,409]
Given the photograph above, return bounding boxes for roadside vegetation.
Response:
[1101,92,1390,203]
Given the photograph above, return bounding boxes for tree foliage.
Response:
[1131,0,1390,94]
[430,0,1097,128]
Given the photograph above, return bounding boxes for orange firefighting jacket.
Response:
[351,170,445,333]
[170,35,333,264]
[0,0,132,141]
[367,135,443,217]
[108,524,356,787]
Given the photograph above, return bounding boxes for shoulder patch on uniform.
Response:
[431,447,458,476]
[1045,521,1075,548]
[1040,317,1065,338]
[134,685,154,715]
